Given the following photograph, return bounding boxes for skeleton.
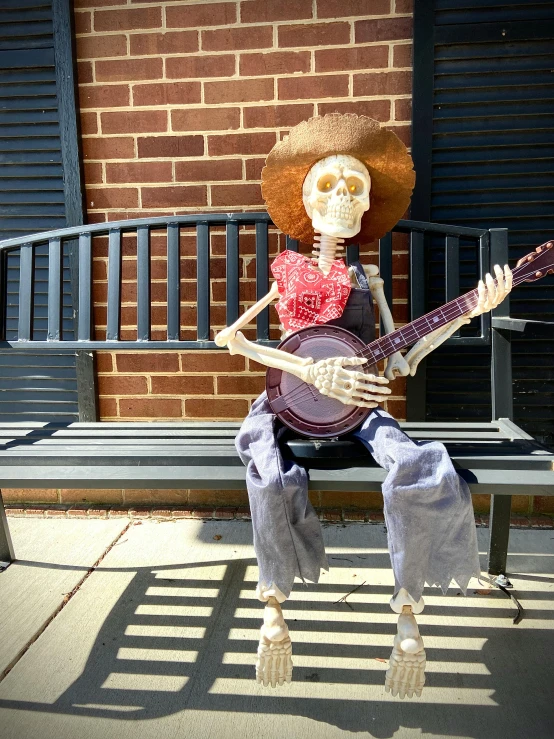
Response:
[215,154,512,696]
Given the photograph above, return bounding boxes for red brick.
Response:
[172,508,193,518]
[202,25,273,52]
[343,510,366,521]
[108,508,129,517]
[80,85,130,109]
[393,43,412,67]
[105,161,172,184]
[116,353,180,373]
[133,81,201,107]
[98,376,148,395]
[530,516,554,528]
[166,54,235,79]
[83,136,136,161]
[395,0,413,12]
[45,508,68,517]
[179,352,245,373]
[5,508,25,517]
[240,50,310,77]
[166,2,237,29]
[207,78,274,105]
[242,0,313,23]
[320,509,342,521]
[129,508,151,519]
[392,124,410,146]
[96,57,163,83]
[243,103,314,128]
[74,11,91,35]
[171,107,240,132]
[76,34,127,59]
[368,512,385,522]
[99,396,117,417]
[151,508,172,518]
[142,185,207,208]
[245,157,266,179]
[119,397,183,418]
[130,31,198,56]
[208,131,276,156]
[137,135,204,158]
[185,398,248,418]
[355,17,412,43]
[235,506,251,520]
[318,99,391,121]
[278,22,350,48]
[188,506,215,519]
[315,45,388,73]
[175,159,242,182]
[151,375,214,395]
[86,187,139,209]
[88,507,109,517]
[74,0,121,6]
[80,111,98,135]
[214,507,236,519]
[395,97,412,122]
[353,71,412,97]
[385,399,406,420]
[101,110,167,134]
[77,60,93,83]
[96,352,113,372]
[278,74,348,101]
[84,161,103,184]
[216,375,266,394]
[211,184,263,206]
[534,497,554,514]
[95,7,162,32]
[318,0,390,17]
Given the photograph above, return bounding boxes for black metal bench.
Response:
[0,214,552,575]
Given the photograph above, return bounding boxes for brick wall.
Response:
[74,0,413,423]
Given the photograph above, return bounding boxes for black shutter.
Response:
[0,0,85,421]
[412,0,554,448]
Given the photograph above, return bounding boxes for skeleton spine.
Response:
[312,232,344,275]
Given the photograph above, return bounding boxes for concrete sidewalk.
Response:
[0,518,552,739]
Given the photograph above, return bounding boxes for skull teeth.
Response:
[325,204,353,223]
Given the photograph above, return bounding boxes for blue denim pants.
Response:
[235,393,481,603]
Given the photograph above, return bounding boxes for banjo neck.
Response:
[359,248,552,365]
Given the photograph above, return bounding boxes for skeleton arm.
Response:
[367,263,513,379]
[214,284,390,408]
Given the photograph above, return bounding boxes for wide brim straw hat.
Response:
[261,114,415,246]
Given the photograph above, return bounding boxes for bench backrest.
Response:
[0,213,511,421]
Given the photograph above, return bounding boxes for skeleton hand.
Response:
[467,264,512,318]
[303,356,390,409]
[384,351,410,381]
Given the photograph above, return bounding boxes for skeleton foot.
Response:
[256,596,293,687]
[385,606,426,699]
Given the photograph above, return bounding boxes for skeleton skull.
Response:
[302,154,371,239]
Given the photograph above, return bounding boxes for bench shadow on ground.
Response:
[1,549,553,738]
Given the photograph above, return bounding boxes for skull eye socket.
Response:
[346,177,365,196]
[317,174,337,193]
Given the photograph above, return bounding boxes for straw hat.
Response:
[261,114,415,245]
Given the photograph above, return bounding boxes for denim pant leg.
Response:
[354,409,481,602]
[235,392,328,601]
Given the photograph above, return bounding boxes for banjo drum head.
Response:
[266,325,374,439]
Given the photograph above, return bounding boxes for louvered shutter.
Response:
[0,0,82,421]
[412,0,554,448]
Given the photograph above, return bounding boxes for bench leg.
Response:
[488,494,511,575]
[0,491,15,564]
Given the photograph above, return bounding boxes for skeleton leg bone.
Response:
[256,596,293,687]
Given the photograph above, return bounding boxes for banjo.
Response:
[266,241,554,439]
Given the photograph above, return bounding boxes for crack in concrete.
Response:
[0,520,133,683]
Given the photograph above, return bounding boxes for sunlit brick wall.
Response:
[74,0,414,422]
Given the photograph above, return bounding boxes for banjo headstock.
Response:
[515,240,554,282]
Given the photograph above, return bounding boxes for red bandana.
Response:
[271,249,351,332]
